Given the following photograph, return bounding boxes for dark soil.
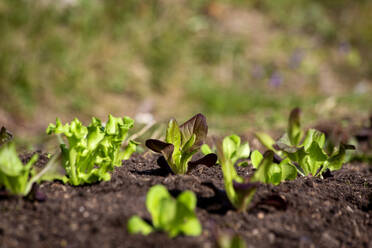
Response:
[0,152,371,248]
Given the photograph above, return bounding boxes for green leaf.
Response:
[86,122,105,151]
[0,143,26,176]
[303,129,325,151]
[0,144,34,195]
[223,135,239,160]
[176,215,202,237]
[105,114,121,135]
[251,150,263,169]
[306,142,328,162]
[177,190,197,210]
[235,143,250,161]
[255,132,276,151]
[121,140,139,160]
[201,144,213,155]
[146,185,171,228]
[70,118,88,140]
[166,118,181,150]
[174,191,201,237]
[280,159,297,181]
[127,216,154,235]
[252,151,276,184]
[182,134,196,152]
[288,108,303,146]
[327,144,355,171]
[267,163,282,185]
[221,135,250,165]
[158,197,177,232]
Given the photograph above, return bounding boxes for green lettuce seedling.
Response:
[0,143,63,196]
[201,134,250,166]
[217,233,246,248]
[46,115,137,185]
[146,113,217,174]
[256,108,354,177]
[251,150,297,185]
[216,139,259,212]
[127,184,202,238]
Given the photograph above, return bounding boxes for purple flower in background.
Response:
[289,49,304,69]
[269,71,282,88]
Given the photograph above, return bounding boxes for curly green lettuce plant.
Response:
[201,134,250,167]
[0,143,63,196]
[146,113,217,174]
[46,115,137,186]
[215,139,259,212]
[127,184,202,238]
[256,108,354,177]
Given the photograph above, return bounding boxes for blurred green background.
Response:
[1,0,372,149]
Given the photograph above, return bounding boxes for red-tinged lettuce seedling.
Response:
[201,134,250,167]
[256,108,354,177]
[216,140,259,212]
[46,115,137,186]
[146,113,217,174]
[0,143,63,196]
[127,184,202,238]
[0,127,12,147]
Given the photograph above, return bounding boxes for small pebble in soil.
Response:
[70,223,78,231]
[257,212,265,219]
[268,232,276,244]
[346,205,353,213]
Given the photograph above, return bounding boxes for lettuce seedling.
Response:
[0,127,12,147]
[0,143,63,196]
[217,233,246,248]
[127,184,202,238]
[146,114,217,174]
[201,134,250,167]
[256,108,354,177]
[251,150,297,185]
[216,140,259,212]
[46,115,137,185]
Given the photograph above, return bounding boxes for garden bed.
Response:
[0,152,371,248]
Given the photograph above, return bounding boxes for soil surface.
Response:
[0,152,371,248]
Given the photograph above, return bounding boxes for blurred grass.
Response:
[0,0,371,149]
